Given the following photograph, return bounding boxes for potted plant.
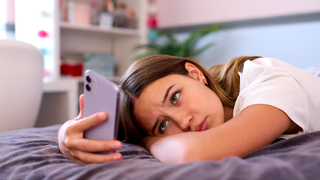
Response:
[134,24,222,60]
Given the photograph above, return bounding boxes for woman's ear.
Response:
[185,62,203,81]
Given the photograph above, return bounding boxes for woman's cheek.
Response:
[166,122,185,135]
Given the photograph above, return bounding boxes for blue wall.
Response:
[175,19,320,70]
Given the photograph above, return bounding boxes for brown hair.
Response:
[208,56,261,104]
[118,54,261,144]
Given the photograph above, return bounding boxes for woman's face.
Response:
[133,68,225,137]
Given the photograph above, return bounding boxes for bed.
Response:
[1,124,320,180]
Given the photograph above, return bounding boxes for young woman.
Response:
[58,55,320,164]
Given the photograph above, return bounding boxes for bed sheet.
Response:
[1,124,320,180]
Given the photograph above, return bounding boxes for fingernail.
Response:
[113,154,122,160]
[111,142,121,149]
[98,112,106,120]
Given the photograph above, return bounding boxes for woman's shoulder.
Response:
[245,57,294,71]
[241,57,314,84]
[237,57,320,133]
[239,58,292,86]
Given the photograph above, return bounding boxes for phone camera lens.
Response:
[86,75,91,83]
[85,84,91,91]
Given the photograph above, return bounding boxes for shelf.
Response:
[60,22,140,37]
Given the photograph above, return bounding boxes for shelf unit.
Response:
[60,21,140,36]
[16,0,147,83]
[15,0,147,126]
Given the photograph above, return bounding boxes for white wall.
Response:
[156,0,320,28]
[156,0,320,70]
[186,20,320,70]
[6,0,15,24]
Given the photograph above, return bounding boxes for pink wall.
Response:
[6,0,15,23]
[156,0,320,28]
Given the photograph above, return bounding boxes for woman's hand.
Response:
[58,94,123,164]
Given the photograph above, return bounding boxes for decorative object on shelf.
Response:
[147,15,157,29]
[104,0,114,13]
[59,0,66,22]
[60,54,83,77]
[37,30,48,38]
[113,2,136,29]
[67,1,75,23]
[99,12,114,28]
[60,0,137,29]
[98,0,114,28]
[83,53,115,77]
[61,64,83,77]
[67,1,91,25]
[147,0,158,15]
[146,0,158,41]
[147,29,158,41]
[135,24,223,60]
[113,2,128,28]
[126,8,136,29]
[90,0,99,25]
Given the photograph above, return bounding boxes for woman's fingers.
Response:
[69,112,108,134]
[58,94,122,164]
[67,138,122,152]
[72,150,123,164]
[75,94,84,120]
[79,94,84,118]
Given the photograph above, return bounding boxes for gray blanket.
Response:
[1,124,320,180]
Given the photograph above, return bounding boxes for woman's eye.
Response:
[159,121,168,133]
[170,92,180,104]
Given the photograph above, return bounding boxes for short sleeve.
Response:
[234,60,309,132]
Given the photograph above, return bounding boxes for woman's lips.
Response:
[195,119,207,131]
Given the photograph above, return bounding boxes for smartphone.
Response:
[83,70,120,154]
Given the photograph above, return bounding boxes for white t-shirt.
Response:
[233,58,320,136]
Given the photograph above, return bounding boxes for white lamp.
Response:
[0,39,43,132]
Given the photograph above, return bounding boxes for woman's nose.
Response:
[172,111,192,131]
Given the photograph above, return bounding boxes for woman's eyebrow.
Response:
[152,119,159,135]
[151,84,175,135]
[162,84,175,103]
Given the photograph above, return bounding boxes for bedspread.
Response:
[1,125,320,180]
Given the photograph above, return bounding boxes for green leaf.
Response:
[189,42,215,57]
[134,24,223,60]
[134,43,159,50]
[134,49,159,60]
[156,30,178,45]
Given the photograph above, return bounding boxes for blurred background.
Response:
[1,0,320,129]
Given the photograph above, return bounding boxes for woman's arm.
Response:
[143,104,292,163]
